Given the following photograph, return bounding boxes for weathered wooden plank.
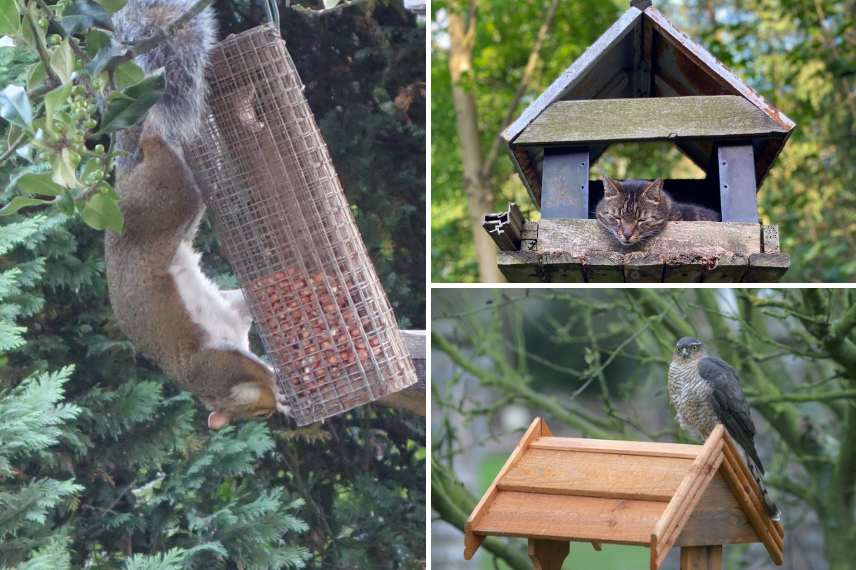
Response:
[538,219,761,258]
[473,491,663,546]
[516,96,788,146]
[502,7,643,145]
[535,252,586,283]
[497,251,543,282]
[718,145,758,222]
[499,448,691,502]
[624,253,665,282]
[582,252,626,282]
[529,437,701,460]
[663,263,705,283]
[742,253,790,283]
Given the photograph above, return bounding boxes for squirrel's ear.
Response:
[602,175,620,197]
[208,411,231,430]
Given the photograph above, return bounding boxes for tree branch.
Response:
[479,0,560,180]
[749,390,856,405]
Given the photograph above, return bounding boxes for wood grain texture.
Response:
[516,96,787,146]
[496,220,789,282]
[680,545,722,570]
[499,448,692,502]
[472,491,664,545]
[464,418,550,559]
[529,436,701,459]
[677,472,758,546]
[528,539,570,570]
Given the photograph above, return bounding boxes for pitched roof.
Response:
[464,418,784,570]
[502,4,795,206]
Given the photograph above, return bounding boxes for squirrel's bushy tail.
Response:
[113,0,217,151]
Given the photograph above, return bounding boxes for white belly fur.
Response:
[169,242,250,349]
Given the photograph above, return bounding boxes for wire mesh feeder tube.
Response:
[187,25,417,425]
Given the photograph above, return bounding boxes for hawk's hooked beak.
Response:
[679,347,690,358]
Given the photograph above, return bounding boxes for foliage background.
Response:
[431,0,856,283]
[431,288,856,570]
[0,0,425,568]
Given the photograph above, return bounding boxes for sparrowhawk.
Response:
[669,336,779,519]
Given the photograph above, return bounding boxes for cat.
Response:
[595,175,720,246]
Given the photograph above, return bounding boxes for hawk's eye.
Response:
[692,345,700,351]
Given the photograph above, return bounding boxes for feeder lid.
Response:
[503,4,796,207]
[463,418,784,570]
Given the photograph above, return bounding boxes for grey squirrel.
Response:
[105,0,280,429]
[104,0,424,427]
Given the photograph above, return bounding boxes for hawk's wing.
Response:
[698,356,765,474]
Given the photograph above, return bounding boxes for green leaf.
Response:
[113,60,144,90]
[97,0,126,14]
[0,84,32,128]
[14,172,66,197]
[80,191,123,233]
[0,196,53,216]
[61,0,113,34]
[26,61,46,91]
[49,39,75,84]
[51,148,80,188]
[43,83,71,132]
[85,37,126,77]
[96,70,165,134]
[84,28,109,58]
[0,0,20,36]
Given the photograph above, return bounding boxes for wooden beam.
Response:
[464,418,551,559]
[529,436,700,459]
[651,425,726,570]
[528,539,570,570]
[680,545,722,570]
[541,148,590,219]
[718,145,758,223]
[516,96,788,146]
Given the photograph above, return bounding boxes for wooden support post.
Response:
[680,545,722,570]
[541,148,589,219]
[717,145,758,223]
[528,539,570,570]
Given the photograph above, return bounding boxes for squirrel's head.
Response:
[207,381,277,429]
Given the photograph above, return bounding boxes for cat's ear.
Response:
[643,178,665,203]
[601,175,621,198]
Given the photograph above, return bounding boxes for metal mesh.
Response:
[186,25,417,425]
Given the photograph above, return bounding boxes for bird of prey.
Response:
[669,336,779,519]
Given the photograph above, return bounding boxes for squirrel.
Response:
[105,0,279,429]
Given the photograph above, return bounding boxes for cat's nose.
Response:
[621,224,635,239]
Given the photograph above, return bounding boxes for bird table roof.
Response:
[502,4,795,207]
[463,418,784,570]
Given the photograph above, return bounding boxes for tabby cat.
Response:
[595,175,720,246]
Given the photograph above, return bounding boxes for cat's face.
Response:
[595,176,671,246]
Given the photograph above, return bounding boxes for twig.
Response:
[479,0,560,180]
[0,131,27,164]
[749,389,856,405]
[23,7,61,89]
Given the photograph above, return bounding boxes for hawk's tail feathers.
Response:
[747,460,781,521]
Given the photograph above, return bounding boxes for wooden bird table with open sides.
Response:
[463,418,784,570]
[484,1,796,283]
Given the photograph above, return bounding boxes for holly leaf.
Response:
[43,83,71,132]
[14,172,66,196]
[81,191,123,233]
[26,61,46,91]
[0,0,20,36]
[113,60,144,90]
[97,0,127,14]
[49,38,75,84]
[0,85,32,128]
[0,196,53,216]
[61,0,113,34]
[86,37,127,77]
[96,70,165,134]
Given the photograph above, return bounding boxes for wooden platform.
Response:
[496,219,788,283]
[464,418,784,570]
